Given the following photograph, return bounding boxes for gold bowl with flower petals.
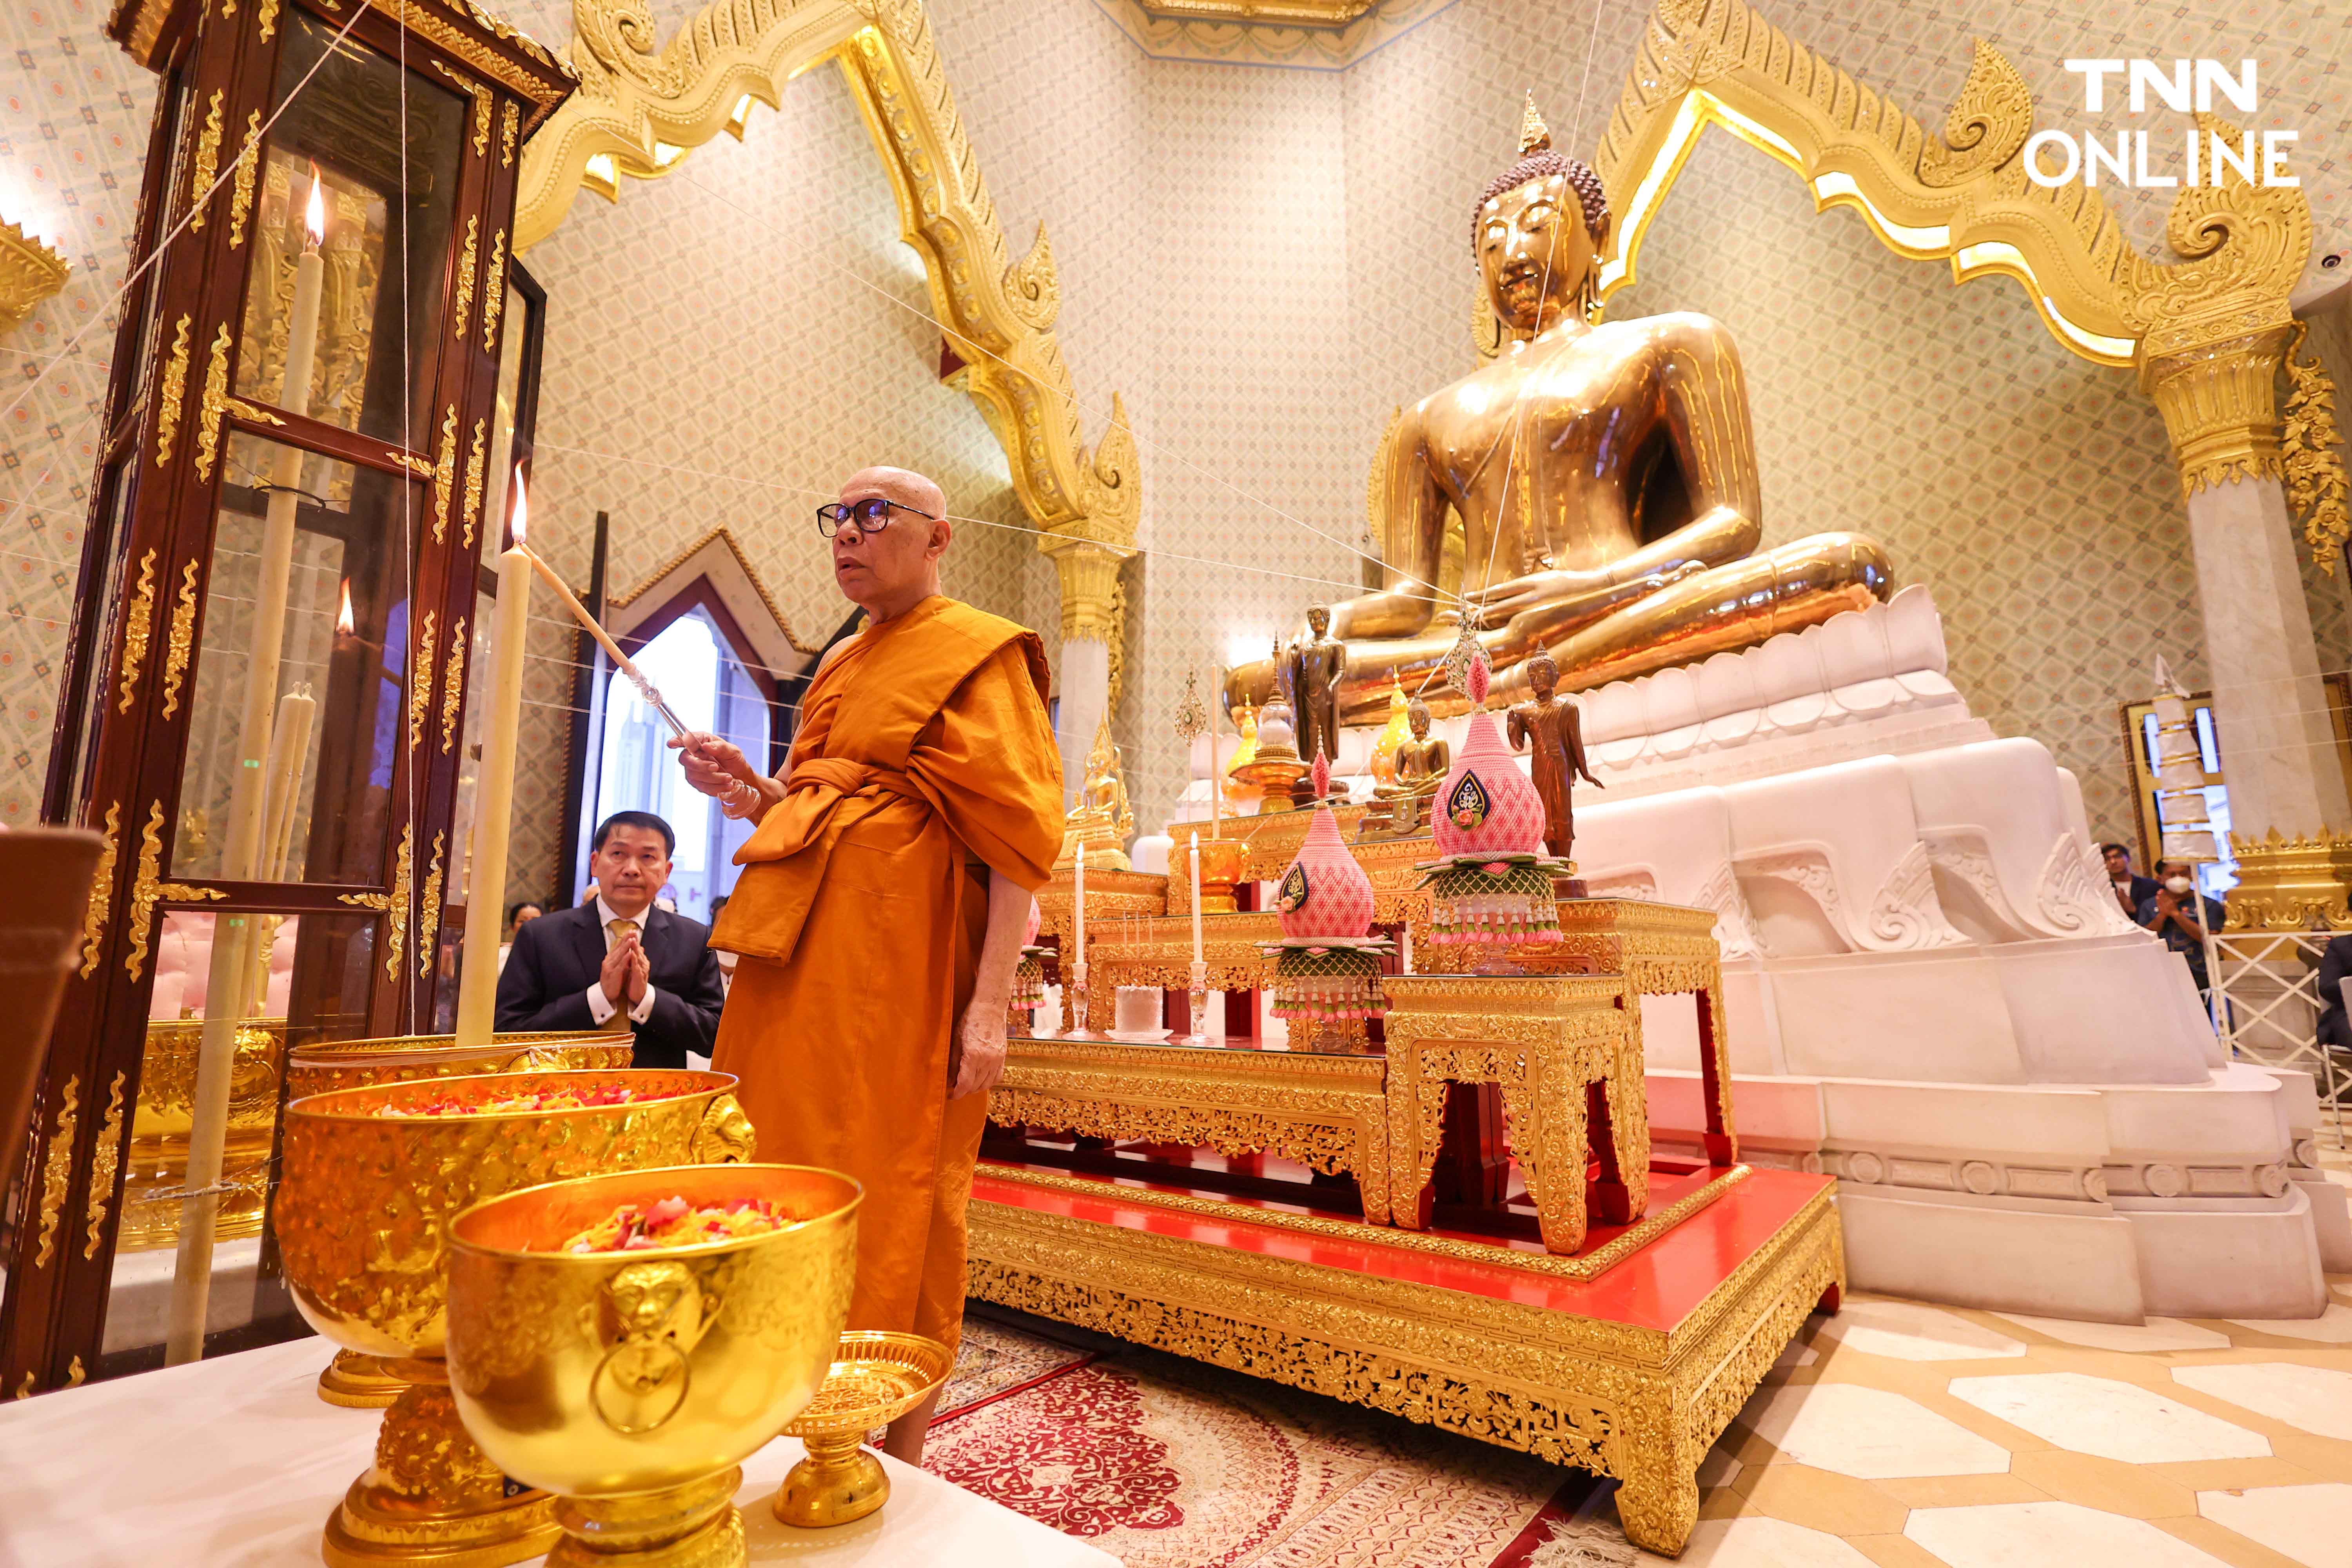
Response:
[445,1164,861,1568]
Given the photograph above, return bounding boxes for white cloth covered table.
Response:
[0,1337,1120,1566]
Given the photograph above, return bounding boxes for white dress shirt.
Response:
[584,896,660,1026]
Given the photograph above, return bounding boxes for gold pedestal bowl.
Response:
[774,1331,952,1530]
[119,1017,286,1251]
[276,1070,758,1568]
[445,1164,861,1568]
[285,1031,637,1411]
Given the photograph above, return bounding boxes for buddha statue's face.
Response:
[1477,174,1604,334]
[1407,702,1431,741]
[1307,605,1331,638]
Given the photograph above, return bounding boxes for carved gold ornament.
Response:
[515,0,1138,635]
[80,801,122,978]
[0,217,72,331]
[192,319,233,481]
[84,1072,128,1259]
[226,111,262,249]
[441,615,468,751]
[152,314,191,467]
[116,549,158,713]
[407,611,437,753]
[2283,322,2350,573]
[339,822,414,978]
[257,0,280,41]
[417,833,446,979]
[126,800,223,982]
[431,403,458,543]
[33,1076,79,1268]
[480,231,507,350]
[159,557,199,717]
[186,89,224,231]
[451,215,479,340]
[461,418,486,547]
[500,100,519,168]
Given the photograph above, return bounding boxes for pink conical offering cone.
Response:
[1431,650,1547,859]
[1275,754,1375,942]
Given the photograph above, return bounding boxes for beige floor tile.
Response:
[1870,1474,2047,1508]
[1744,1382,2011,1479]
[2145,1459,2330,1492]
[2154,1512,2320,1568]
[1739,1464,1911,1537]
[1994,1313,2233,1353]
[1821,1300,2029,1363]
[1904,1499,2235,1568]
[2009,1448,2198,1517]
[2223,1306,2352,1345]
[2197,1483,2352,1568]
[1697,1448,1745,1489]
[1947,1372,2272,1463]
[2173,1364,2352,1441]
[1843,1535,1952,1568]
[1631,1515,1882,1566]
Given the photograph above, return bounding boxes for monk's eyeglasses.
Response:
[815,497,938,538]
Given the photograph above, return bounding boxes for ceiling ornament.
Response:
[515,0,1137,638]
[1090,0,1458,69]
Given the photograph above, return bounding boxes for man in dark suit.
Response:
[2102,843,2159,922]
[497,810,726,1067]
[2315,931,2352,1056]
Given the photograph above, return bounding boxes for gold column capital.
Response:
[2138,324,2297,499]
[1040,536,1131,644]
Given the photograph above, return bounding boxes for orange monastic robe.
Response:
[710,596,1062,1356]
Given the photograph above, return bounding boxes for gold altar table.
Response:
[989,1035,1397,1222]
[1382,974,1643,1254]
[1036,867,1167,955]
[1076,911,1278,1031]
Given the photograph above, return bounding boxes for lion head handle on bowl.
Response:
[590,1259,718,1437]
[689,1093,756,1164]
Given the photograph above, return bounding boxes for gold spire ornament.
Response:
[1518,91,1551,154]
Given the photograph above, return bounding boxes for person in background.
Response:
[2102,843,2158,921]
[495,901,544,973]
[706,895,738,995]
[2314,927,2352,1058]
[496,811,726,1067]
[2137,860,2226,1011]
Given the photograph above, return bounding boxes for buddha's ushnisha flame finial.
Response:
[1519,91,1552,155]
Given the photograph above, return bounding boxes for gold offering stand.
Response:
[119,1017,289,1252]
[776,1330,955,1529]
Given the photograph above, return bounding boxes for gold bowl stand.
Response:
[286,1031,635,1411]
[445,1164,861,1568]
[276,1069,757,1568]
[773,1331,953,1529]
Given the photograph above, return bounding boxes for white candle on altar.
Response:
[1189,832,1203,963]
[1073,842,1086,962]
[168,167,330,1368]
[1403,922,1414,975]
[453,474,535,1048]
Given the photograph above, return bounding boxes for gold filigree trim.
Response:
[115,548,157,713]
[417,832,446,979]
[339,823,414,978]
[460,417,486,548]
[226,111,261,248]
[193,319,233,481]
[33,1076,79,1268]
[388,449,434,479]
[407,610,437,753]
[126,800,223,982]
[186,90,224,231]
[606,523,819,652]
[479,232,507,351]
[83,1071,127,1259]
[430,403,457,543]
[499,100,519,168]
[159,557,198,717]
[153,314,191,468]
[257,0,281,41]
[65,1358,84,1389]
[79,801,121,978]
[440,615,468,752]
[2285,320,2350,573]
[451,214,479,339]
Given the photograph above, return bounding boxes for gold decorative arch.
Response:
[513,0,1137,634]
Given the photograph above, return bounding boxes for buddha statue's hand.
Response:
[1327,584,1441,642]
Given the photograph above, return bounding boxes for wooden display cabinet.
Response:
[2,0,570,1395]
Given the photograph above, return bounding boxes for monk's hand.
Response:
[948,1003,1007,1101]
[670,731,753,799]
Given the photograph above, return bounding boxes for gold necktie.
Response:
[602,919,640,1031]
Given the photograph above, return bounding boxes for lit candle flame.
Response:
[508,470,528,548]
[304,163,327,247]
[335,578,354,636]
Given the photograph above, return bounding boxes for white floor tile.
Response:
[2197,1483,2352,1568]
[1906,1500,2231,1568]
[1947,1372,2270,1463]
[1632,1515,1882,1567]
[1992,1312,2231,1353]
[2225,1304,2352,1343]
[2172,1363,2352,1441]
[1823,1300,2027,1362]
[1741,1381,2009,1479]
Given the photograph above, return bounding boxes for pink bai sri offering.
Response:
[1431,651,1548,860]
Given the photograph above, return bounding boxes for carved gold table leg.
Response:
[322,1358,558,1568]
[1611,1394,1702,1558]
[1502,1054,1590,1256]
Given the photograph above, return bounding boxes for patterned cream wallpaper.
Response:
[3,0,2349,866]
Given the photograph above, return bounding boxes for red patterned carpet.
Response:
[926,1310,1593,1568]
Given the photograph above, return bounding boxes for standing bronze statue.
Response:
[1506,653,1600,862]
[1289,605,1346,776]
[1229,100,1889,724]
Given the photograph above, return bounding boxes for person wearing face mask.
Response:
[2136,860,2227,1009]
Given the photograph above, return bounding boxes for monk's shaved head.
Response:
[831,465,953,624]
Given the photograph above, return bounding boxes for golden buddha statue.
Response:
[1057,713,1135,871]
[1368,679,1411,788]
[1231,101,1889,724]
[1370,697,1450,834]
[1222,700,1261,804]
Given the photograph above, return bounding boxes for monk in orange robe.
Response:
[673,466,1063,1460]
